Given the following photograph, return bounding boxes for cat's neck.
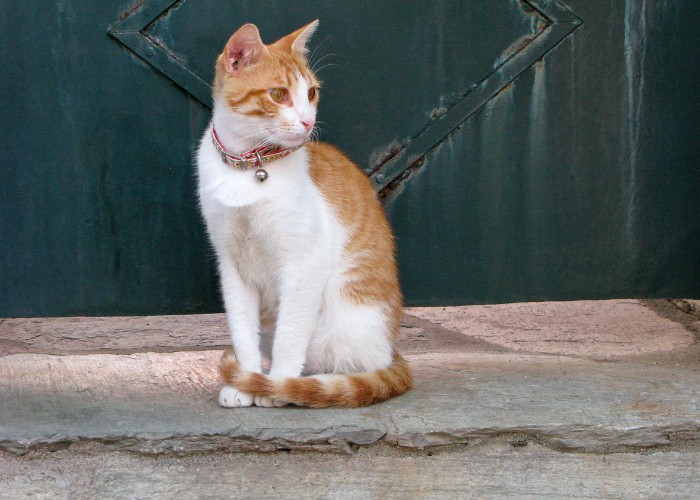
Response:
[211,99,270,155]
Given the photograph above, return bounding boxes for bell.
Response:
[255,168,269,182]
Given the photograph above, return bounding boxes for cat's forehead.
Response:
[266,51,315,84]
[216,46,318,101]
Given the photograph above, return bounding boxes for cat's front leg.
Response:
[219,384,254,407]
[255,261,327,407]
[217,255,262,408]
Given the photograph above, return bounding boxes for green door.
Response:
[1,0,698,316]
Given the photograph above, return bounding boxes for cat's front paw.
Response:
[254,395,289,408]
[218,385,255,407]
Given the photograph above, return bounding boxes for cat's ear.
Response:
[224,23,269,74]
[272,20,319,57]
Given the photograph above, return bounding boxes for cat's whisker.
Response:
[309,47,335,66]
[255,132,286,150]
[232,126,271,136]
[313,63,338,75]
[230,128,275,146]
[311,53,339,74]
[307,36,330,68]
[232,133,268,144]
[311,123,329,139]
[228,124,255,134]
[311,124,326,137]
[217,125,270,140]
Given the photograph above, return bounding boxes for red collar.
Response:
[211,127,308,172]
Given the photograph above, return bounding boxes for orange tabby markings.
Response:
[220,351,411,408]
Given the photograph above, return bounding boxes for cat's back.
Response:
[307,141,400,314]
[307,142,388,229]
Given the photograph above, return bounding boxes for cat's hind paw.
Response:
[218,385,255,407]
[254,395,289,407]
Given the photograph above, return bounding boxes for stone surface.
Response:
[409,299,696,357]
[0,312,498,357]
[391,352,699,450]
[0,444,698,499]
[1,350,697,455]
[4,300,695,360]
[0,299,699,497]
[0,351,386,455]
[0,314,229,356]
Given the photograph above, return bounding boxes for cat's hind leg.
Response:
[313,300,395,375]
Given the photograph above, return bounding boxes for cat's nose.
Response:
[301,120,315,132]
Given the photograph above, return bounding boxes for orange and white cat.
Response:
[197,20,411,408]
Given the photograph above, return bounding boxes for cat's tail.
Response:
[219,350,412,408]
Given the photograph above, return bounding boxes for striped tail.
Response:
[219,350,412,408]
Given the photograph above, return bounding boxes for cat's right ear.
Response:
[224,24,268,74]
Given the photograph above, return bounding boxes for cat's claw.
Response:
[254,395,289,407]
[219,385,255,407]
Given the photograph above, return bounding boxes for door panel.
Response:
[1,0,698,316]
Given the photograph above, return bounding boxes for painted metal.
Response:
[0,0,698,316]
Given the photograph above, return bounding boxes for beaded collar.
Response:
[212,127,308,182]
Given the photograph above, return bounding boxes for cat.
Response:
[197,20,411,408]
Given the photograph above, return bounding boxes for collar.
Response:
[211,127,308,181]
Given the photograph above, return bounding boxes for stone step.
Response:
[2,443,698,499]
[0,300,698,456]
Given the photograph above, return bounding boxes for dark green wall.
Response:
[387,1,700,304]
[0,1,217,316]
[389,0,700,305]
[1,1,698,317]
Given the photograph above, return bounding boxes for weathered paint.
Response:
[385,0,699,305]
[0,0,698,316]
[525,60,556,294]
[622,0,647,263]
[371,0,580,195]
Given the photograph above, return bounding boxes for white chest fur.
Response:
[197,124,309,208]
[197,124,348,309]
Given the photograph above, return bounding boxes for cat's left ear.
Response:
[273,20,319,57]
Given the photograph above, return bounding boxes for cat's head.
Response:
[214,21,320,149]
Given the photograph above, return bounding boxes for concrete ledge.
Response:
[409,299,696,357]
[3,444,699,499]
[1,300,698,456]
[1,351,698,455]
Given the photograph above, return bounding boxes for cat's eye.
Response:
[269,88,288,103]
[308,87,317,101]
